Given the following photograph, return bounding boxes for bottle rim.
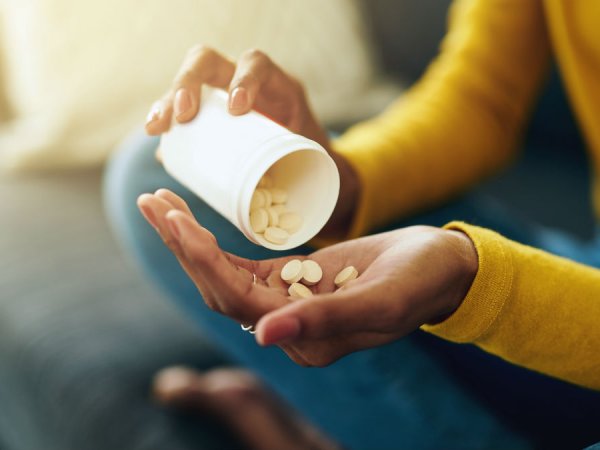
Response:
[234,133,339,250]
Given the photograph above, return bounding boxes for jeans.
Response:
[104,131,600,450]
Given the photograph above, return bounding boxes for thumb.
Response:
[255,282,399,346]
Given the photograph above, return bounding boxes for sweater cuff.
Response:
[421,221,514,343]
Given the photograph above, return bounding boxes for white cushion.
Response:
[0,0,401,172]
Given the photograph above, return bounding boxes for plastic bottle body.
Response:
[160,88,339,250]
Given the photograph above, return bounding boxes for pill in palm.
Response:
[281,259,304,284]
[249,208,269,233]
[270,188,288,204]
[334,266,359,287]
[288,282,313,299]
[264,226,289,245]
[278,212,303,234]
[266,207,279,227]
[301,259,322,285]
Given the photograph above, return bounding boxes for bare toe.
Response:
[152,366,340,450]
[153,366,202,406]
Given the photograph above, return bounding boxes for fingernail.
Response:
[146,103,161,125]
[140,204,158,229]
[166,214,182,240]
[174,88,192,119]
[261,317,301,346]
[229,87,248,111]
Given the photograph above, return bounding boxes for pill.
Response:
[258,174,273,188]
[250,208,269,234]
[334,266,358,287]
[270,188,288,204]
[260,189,273,207]
[301,260,322,286]
[280,259,304,284]
[266,207,279,227]
[250,190,266,210]
[279,212,303,234]
[264,227,289,245]
[272,204,287,215]
[288,282,313,299]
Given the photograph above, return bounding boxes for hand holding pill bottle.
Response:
[145,46,361,249]
[159,87,340,250]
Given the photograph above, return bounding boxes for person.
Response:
[105,0,600,448]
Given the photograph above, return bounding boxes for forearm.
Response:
[332,0,550,238]
[424,222,600,390]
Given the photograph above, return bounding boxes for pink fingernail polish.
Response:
[146,103,161,125]
[229,87,248,111]
[174,89,192,119]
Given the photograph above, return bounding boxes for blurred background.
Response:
[0,1,595,449]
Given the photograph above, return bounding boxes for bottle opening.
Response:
[249,148,340,250]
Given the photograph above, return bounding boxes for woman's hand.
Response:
[138,189,478,367]
[145,45,359,236]
[145,45,329,146]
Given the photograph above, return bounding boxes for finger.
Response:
[228,49,302,116]
[154,188,195,218]
[255,281,408,346]
[287,331,400,368]
[171,46,235,124]
[167,211,288,322]
[278,344,311,367]
[145,46,235,135]
[137,193,160,230]
[139,192,289,321]
[137,193,220,309]
[152,188,282,279]
[150,203,278,282]
[145,97,174,136]
[137,193,197,251]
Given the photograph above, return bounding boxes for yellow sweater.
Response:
[333,0,600,390]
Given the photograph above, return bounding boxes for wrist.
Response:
[320,151,360,238]
[448,229,479,314]
[428,229,478,324]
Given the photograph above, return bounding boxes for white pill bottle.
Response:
[160,88,340,250]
